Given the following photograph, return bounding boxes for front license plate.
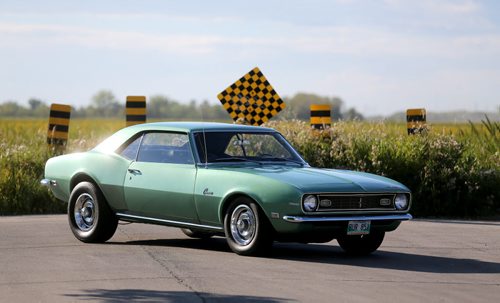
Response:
[347,220,371,235]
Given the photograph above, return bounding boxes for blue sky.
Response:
[1,0,499,116]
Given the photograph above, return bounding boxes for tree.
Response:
[343,108,364,120]
[28,98,43,110]
[282,93,344,121]
[90,90,123,117]
[0,101,23,116]
[148,95,171,118]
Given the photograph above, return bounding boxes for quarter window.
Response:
[119,135,142,160]
[137,132,194,164]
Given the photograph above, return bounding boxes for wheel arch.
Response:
[219,192,273,231]
[69,173,114,209]
[70,172,100,192]
[69,172,122,216]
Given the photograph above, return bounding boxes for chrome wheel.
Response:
[230,204,256,246]
[74,193,97,231]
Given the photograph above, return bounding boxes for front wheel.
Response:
[337,231,385,256]
[68,182,118,243]
[224,197,273,256]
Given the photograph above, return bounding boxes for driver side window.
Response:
[136,132,194,164]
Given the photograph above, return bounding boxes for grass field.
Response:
[1,118,499,217]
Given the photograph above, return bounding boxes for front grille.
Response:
[316,194,395,211]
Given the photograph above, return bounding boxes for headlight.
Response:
[303,195,318,212]
[395,194,408,210]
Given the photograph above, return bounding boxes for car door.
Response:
[123,132,198,222]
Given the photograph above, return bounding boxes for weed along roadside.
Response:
[269,120,500,218]
[0,118,499,218]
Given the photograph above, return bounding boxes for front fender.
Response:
[194,167,303,226]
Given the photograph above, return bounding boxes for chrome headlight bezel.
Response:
[394,193,409,210]
[303,195,318,212]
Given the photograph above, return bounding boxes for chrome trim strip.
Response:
[40,179,56,187]
[283,213,413,223]
[116,213,223,231]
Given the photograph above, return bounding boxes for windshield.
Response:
[193,131,305,165]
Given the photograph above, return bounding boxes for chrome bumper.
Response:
[40,179,57,187]
[283,213,412,223]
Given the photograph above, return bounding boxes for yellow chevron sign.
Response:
[406,108,427,134]
[126,96,146,127]
[310,104,331,129]
[47,103,71,146]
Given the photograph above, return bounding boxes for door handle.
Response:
[128,169,142,176]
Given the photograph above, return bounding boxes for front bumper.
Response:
[283,213,413,223]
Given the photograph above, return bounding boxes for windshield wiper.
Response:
[212,157,262,164]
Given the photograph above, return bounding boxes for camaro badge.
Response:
[203,188,213,196]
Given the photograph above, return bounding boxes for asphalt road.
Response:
[0,215,499,303]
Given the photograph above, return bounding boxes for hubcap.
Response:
[230,205,256,246]
[74,193,97,231]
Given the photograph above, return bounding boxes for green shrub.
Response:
[270,120,499,218]
[1,119,498,218]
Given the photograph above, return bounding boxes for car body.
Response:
[42,122,412,256]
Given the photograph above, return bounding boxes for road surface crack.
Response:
[118,227,207,303]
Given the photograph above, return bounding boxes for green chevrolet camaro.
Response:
[42,122,412,256]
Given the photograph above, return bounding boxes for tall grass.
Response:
[0,119,123,215]
[1,118,498,218]
[270,120,499,218]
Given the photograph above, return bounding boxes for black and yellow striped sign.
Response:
[217,67,286,126]
[406,108,427,134]
[126,96,146,127]
[47,103,71,146]
[310,104,331,129]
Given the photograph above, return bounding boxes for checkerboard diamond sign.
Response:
[217,67,286,126]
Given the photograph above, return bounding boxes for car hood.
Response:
[216,165,409,193]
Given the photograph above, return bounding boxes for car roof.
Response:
[127,121,275,132]
[93,121,276,153]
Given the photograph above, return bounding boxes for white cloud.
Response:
[2,21,499,59]
[291,26,500,57]
[381,0,494,31]
[0,22,223,54]
[384,0,481,14]
[0,11,243,23]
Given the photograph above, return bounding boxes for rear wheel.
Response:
[224,197,273,256]
[337,231,385,256]
[180,228,215,239]
[68,182,118,243]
